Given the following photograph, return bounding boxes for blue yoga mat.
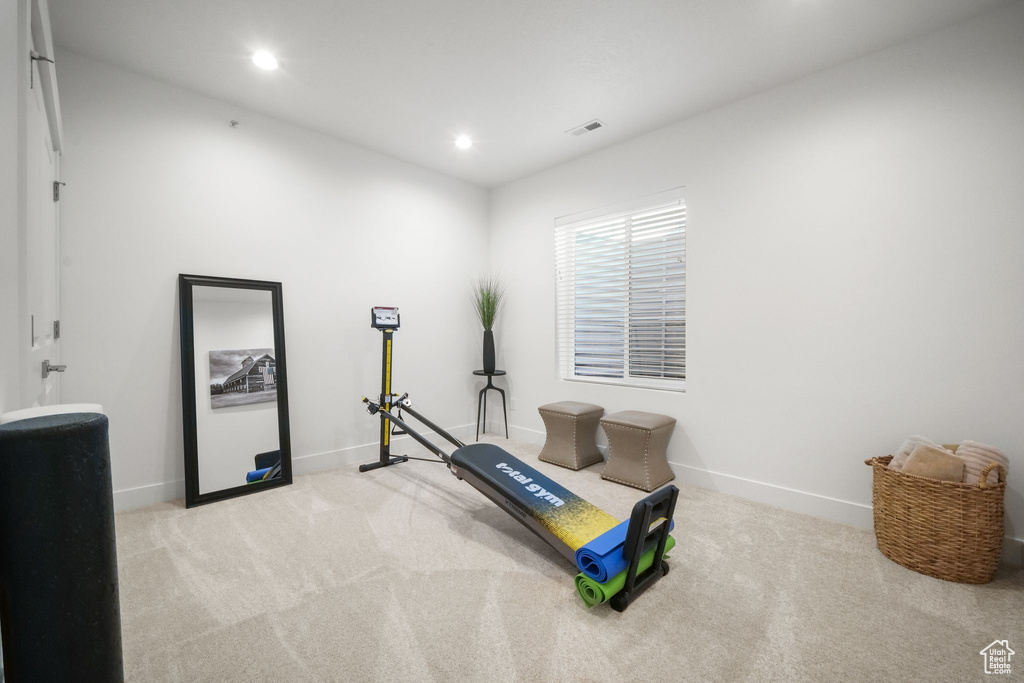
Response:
[246,467,272,483]
[574,518,675,583]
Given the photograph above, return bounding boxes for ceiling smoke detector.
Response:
[567,119,606,137]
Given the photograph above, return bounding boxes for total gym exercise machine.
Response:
[358,306,677,611]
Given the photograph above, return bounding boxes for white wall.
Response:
[192,290,278,494]
[53,4,1024,560]
[488,3,1024,547]
[0,0,25,415]
[0,5,19,672]
[57,52,490,508]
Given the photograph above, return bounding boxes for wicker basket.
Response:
[865,454,1006,584]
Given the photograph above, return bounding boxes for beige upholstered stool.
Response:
[537,402,605,470]
[600,411,676,491]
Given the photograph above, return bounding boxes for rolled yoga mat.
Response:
[0,413,124,682]
[575,518,675,582]
[247,466,273,483]
[575,535,676,607]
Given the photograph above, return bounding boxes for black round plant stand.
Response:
[473,370,507,441]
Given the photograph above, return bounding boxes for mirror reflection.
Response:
[193,286,281,494]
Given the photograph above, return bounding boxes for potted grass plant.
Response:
[472,274,506,373]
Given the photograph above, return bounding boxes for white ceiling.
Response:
[50,0,1011,188]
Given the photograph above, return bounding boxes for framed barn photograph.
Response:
[209,348,278,409]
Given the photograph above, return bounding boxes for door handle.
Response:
[41,360,66,378]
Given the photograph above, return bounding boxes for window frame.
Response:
[554,188,686,393]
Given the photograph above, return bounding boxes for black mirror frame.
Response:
[178,274,293,508]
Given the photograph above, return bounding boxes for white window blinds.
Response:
[555,194,686,390]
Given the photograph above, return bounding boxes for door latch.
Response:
[42,360,67,378]
[29,50,55,89]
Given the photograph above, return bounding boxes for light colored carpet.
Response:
[115,437,1023,682]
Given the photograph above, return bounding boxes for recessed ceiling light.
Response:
[252,51,279,71]
[454,135,472,150]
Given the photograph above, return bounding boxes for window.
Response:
[555,190,686,390]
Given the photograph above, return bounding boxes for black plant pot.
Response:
[482,330,496,373]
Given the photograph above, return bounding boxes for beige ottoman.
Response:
[537,402,605,470]
[600,411,676,491]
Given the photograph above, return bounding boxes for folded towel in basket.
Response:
[901,444,965,482]
[889,435,948,470]
[956,440,1008,486]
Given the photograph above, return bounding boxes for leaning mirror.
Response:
[178,274,292,507]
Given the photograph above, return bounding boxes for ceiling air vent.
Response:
[567,119,606,137]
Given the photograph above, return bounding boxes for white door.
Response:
[22,28,61,407]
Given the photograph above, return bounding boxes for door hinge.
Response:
[54,320,61,340]
[53,181,65,201]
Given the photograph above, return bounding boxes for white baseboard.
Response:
[504,423,1024,569]
[290,422,476,475]
[670,462,1024,569]
[113,479,185,512]
[1002,537,1024,569]
[510,424,873,526]
[508,423,614,456]
[508,423,546,445]
[666,461,1023,569]
[669,461,875,529]
[112,421,1024,569]
[112,423,477,512]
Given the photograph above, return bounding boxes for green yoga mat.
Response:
[574,535,675,607]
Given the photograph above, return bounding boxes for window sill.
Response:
[559,376,686,394]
